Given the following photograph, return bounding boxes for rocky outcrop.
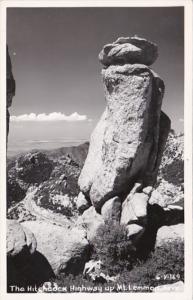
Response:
[79,36,170,212]
[16,152,53,184]
[22,220,90,275]
[149,131,184,207]
[7,46,15,136]
[77,37,184,266]
[7,150,82,215]
[7,151,53,210]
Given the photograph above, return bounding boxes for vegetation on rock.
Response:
[91,221,136,275]
[47,239,183,293]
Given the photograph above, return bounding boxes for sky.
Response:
[7,7,184,155]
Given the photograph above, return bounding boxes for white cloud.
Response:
[179,118,184,123]
[10,112,89,122]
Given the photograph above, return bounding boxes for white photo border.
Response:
[0,1,192,299]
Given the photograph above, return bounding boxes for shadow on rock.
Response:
[62,244,92,276]
[7,250,55,293]
[133,203,184,260]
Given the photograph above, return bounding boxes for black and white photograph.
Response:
[0,0,192,298]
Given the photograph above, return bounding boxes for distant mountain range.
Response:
[7,141,89,170]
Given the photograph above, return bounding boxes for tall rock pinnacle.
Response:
[78,36,171,212]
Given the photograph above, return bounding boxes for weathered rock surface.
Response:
[149,131,184,207]
[99,36,158,66]
[22,220,90,275]
[155,224,184,247]
[79,38,170,211]
[6,220,52,290]
[149,183,184,208]
[101,196,122,222]
[77,206,105,241]
[7,219,36,257]
[120,191,149,226]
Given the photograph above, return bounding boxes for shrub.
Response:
[46,236,184,293]
[91,220,136,276]
[119,239,184,287]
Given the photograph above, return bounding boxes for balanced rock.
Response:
[79,37,170,211]
[99,36,158,66]
[22,220,90,275]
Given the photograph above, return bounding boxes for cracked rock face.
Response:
[78,37,170,212]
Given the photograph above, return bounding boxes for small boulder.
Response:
[77,206,105,241]
[120,192,149,226]
[142,186,153,196]
[126,224,145,244]
[149,179,184,208]
[101,196,122,222]
[155,224,184,248]
[76,192,91,213]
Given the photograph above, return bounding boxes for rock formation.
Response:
[79,36,171,212]
[6,38,184,291]
[7,46,15,136]
[155,223,184,248]
[22,220,90,275]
